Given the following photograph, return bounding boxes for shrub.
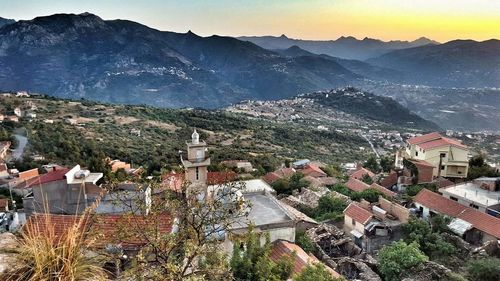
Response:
[378,241,428,281]
[466,258,500,281]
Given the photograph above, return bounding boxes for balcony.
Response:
[181,157,210,168]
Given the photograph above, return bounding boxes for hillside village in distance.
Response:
[1,91,500,281]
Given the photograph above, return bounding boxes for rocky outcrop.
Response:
[0,232,19,274]
[401,261,451,281]
[336,257,381,281]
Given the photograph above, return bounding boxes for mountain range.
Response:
[238,34,439,60]
[0,17,15,28]
[0,13,363,108]
[0,13,498,130]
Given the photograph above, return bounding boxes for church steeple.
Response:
[181,128,210,194]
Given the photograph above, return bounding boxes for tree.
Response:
[107,179,250,280]
[379,156,393,173]
[402,218,455,259]
[363,156,380,173]
[360,173,373,184]
[467,155,500,180]
[378,241,428,281]
[466,258,500,281]
[296,230,315,253]
[293,263,342,281]
[350,188,384,203]
[231,230,293,281]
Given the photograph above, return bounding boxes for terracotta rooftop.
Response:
[344,203,373,225]
[418,137,467,150]
[414,189,500,238]
[407,132,442,145]
[23,213,174,249]
[270,240,341,278]
[349,167,375,180]
[263,172,281,184]
[25,168,70,188]
[207,171,237,185]
[346,178,370,193]
[409,159,436,168]
[301,164,327,177]
[370,183,396,198]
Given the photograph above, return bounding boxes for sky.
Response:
[0,0,499,42]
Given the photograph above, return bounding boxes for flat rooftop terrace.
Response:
[441,182,500,207]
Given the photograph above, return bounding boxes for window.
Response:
[470,204,479,209]
[458,171,462,174]
[352,218,356,226]
[415,151,419,156]
[450,196,458,201]
[440,153,446,158]
[195,167,199,181]
[441,165,445,170]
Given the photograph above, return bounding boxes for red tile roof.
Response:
[413,189,500,238]
[25,168,70,188]
[380,172,398,188]
[276,167,296,178]
[301,164,327,178]
[370,183,396,198]
[349,167,375,180]
[24,214,91,242]
[263,172,280,184]
[407,132,442,145]
[90,214,174,249]
[24,213,174,249]
[207,171,237,185]
[418,138,467,150]
[409,159,436,168]
[344,203,373,225]
[346,178,370,193]
[270,240,341,278]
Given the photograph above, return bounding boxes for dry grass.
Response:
[4,212,108,281]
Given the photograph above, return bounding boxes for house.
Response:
[345,178,370,193]
[220,160,253,172]
[0,141,10,160]
[108,159,131,172]
[439,177,500,217]
[300,164,326,178]
[130,128,141,136]
[22,165,103,216]
[349,167,375,181]
[263,167,296,184]
[413,188,500,244]
[270,240,341,278]
[396,132,469,179]
[343,197,409,253]
[292,159,310,169]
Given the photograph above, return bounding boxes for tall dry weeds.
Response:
[3,191,109,280]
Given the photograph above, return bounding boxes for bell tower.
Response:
[181,129,210,194]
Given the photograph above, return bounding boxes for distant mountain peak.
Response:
[412,37,439,45]
[279,34,288,39]
[0,16,16,28]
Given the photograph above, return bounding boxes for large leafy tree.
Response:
[378,241,428,281]
[402,217,455,259]
[466,258,500,281]
[230,230,293,281]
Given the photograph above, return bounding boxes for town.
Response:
[1,92,499,281]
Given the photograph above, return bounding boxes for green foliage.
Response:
[379,156,393,173]
[299,195,348,222]
[405,183,438,197]
[321,164,343,178]
[231,232,293,281]
[360,173,373,184]
[466,258,500,281]
[378,241,428,281]
[467,155,500,180]
[295,230,315,253]
[402,217,455,259]
[350,188,384,203]
[293,263,342,281]
[271,173,309,195]
[0,188,23,209]
[363,156,380,173]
